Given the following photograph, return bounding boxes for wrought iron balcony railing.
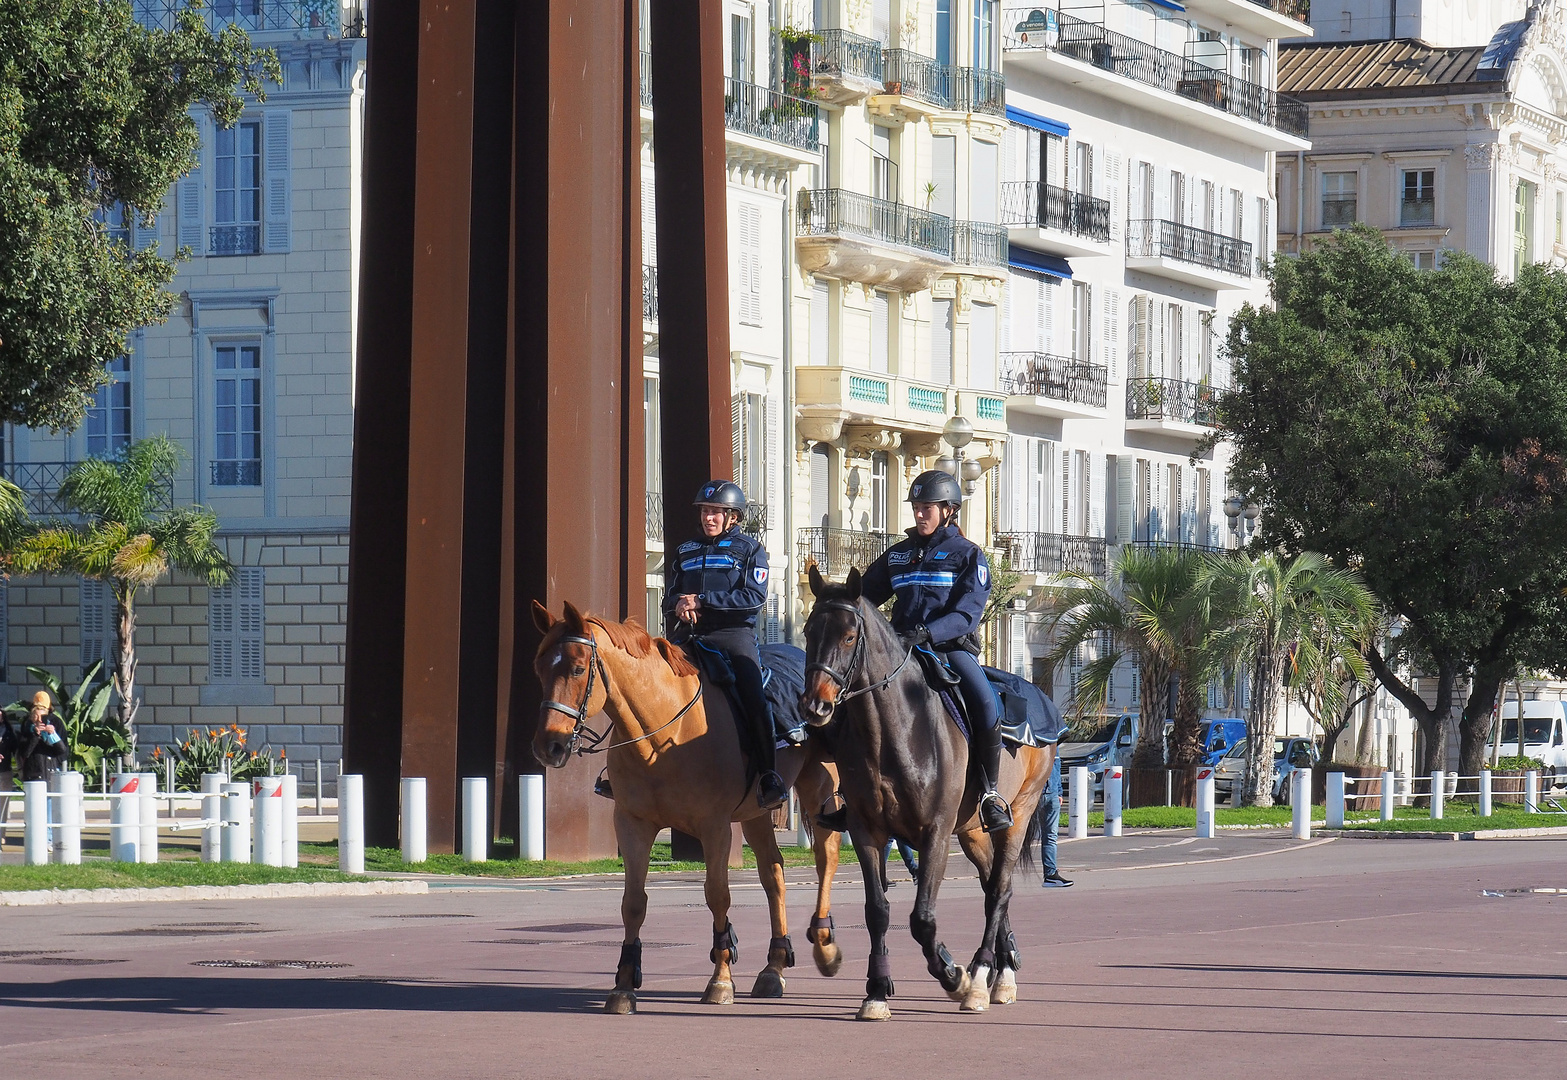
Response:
[1000,181,1110,242]
[1123,538,1225,553]
[642,265,658,324]
[1001,352,1108,409]
[1251,0,1310,22]
[995,532,1108,577]
[813,28,885,84]
[209,225,261,257]
[881,49,949,107]
[640,50,652,107]
[211,460,263,486]
[951,221,1008,269]
[645,491,663,541]
[1399,197,1435,227]
[1126,218,1252,277]
[1005,8,1308,138]
[948,66,1006,116]
[0,461,173,518]
[797,527,896,579]
[796,188,952,259]
[724,78,821,152]
[133,0,364,36]
[741,502,769,536]
[1125,377,1220,427]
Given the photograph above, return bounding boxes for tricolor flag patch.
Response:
[753,567,769,585]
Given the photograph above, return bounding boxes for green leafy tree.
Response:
[0,0,279,429]
[1219,227,1567,779]
[14,437,232,745]
[1194,551,1377,806]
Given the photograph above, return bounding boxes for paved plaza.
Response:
[0,832,1563,1078]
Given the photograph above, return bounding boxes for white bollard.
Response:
[1069,766,1089,840]
[461,776,488,862]
[55,771,83,866]
[401,777,428,864]
[201,773,224,862]
[1195,766,1216,838]
[1326,772,1345,829]
[518,773,545,861]
[22,781,48,866]
[137,772,159,863]
[252,776,284,867]
[1479,768,1493,818]
[1291,768,1311,839]
[109,772,141,863]
[1103,766,1123,837]
[1526,770,1540,813]
[1381,770,1395,822]
[1430,771,1445,821]
[339,773,365,874]
[281,773,299,867]
[220,782,252,863]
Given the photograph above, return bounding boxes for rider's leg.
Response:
[705,627,786,809]
[944,647,1012,833]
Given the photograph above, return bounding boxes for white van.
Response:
[1497,700,1567,785]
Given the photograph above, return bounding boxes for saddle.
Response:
[684,640,810,750]
[911,646,1064,750]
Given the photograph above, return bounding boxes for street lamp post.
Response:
[934,415,983,496]
[1222,496,1260,547]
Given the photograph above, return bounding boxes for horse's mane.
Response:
[588,616,701,678]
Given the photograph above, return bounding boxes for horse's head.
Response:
[800,564,866,725]
[530,600,609,769]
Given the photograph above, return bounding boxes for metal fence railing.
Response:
[132,0,364,36]
[723,77,821,151]
[642,265,658,324]
[796,188,953,259]
[1126,218,1253,278]
[0,461,174,518]
[1000,180,1111,241]
[1000,351,1108,409]
[995,531,1108,576]
[1125,376,1220,426]
[812,28,885,84]
[951,220,1008,269]
[796,527,895,578]
[881,48,949,107]
[645,491,663,541]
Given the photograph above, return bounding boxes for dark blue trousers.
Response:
[940,646,999,735]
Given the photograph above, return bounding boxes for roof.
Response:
[1278,39,1493,100]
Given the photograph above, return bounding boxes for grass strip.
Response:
[0,861,359,892]
[295,840,828,877]
[1338,803,1566,833]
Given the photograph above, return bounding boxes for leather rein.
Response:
[541,631,703,756]
[805,599,914,708]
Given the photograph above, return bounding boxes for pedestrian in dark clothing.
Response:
[1037,754,1072,887]
[0,711,16,846]
[18,691,67,782]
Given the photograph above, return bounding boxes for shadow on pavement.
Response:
[1107,962,1567,982]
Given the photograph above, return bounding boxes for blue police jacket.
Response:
[861,523,991,647]
[663,527,770,635]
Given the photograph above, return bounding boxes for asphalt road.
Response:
[1,830,1563,1078]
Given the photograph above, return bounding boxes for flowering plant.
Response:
[159,724,282,791]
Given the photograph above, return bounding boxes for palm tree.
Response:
[1194,551,1377,807]
[15,436,232,746]
[1045,546,1207,768]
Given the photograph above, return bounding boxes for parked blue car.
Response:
[1197,719,1248,766]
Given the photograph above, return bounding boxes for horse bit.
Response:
[805,600,913,708]
[542,632,704,756]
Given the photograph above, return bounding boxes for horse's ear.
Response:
[808,562,826,597]
[845,566,862,598]
[562,601,586,632]
[530,600,556,635]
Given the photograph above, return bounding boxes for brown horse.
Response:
[800,566,1055,1019]
[530,601,844,1014]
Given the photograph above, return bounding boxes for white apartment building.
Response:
[994,0,1311,710]
[1,2,365,770]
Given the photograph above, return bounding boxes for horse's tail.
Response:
[1018,797,1045,874]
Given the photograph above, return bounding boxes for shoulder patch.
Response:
[977,561,990,588]
[677,541,701,552]
[717,540,732,547]
[933,551,950,560]
[753,567,768,585]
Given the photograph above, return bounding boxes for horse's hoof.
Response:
[751,968,786,998]
[857,998,892,1021]
[990,968,1017,1005]
[945,969,972,1003]
[813,941,843,978]
[605,991,637,1015]
[701,979,735,1005]
[960,965,992,1012]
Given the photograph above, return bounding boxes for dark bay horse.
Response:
[800,566,1055,1020]
[531,601,845,1014]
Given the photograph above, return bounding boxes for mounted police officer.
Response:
[664,480,788,810]
[861,470,1012,833]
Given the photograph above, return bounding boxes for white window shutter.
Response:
[809,279,828,365]
[1090,453,1106,539]
[1115,456,1134,544]
[932,136,957,220]
[1039,278,1053,355]
[237,569,265,681]
[1131,294,1148,379]
[80,580,112,674]
[764,394,780,515]
[972,140,999,224]
[731,393,745,482]
[178,164,203,252]
[971,303,996,389]
[209,581,235,682]
[871,291,889,372]
[1092,145,1105,212]
[739,204,762,326]
[1130,160,1145,225]
[999,279,1011,354]
[1060,449,1071,534]
[1102,288,1120,374]
[263,110,292,253]
[642,177,658,266]
[931,298,953,384]
[1106,153,1122,241]
[133,210,160,253]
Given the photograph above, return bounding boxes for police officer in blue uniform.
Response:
[664,480,788,810]
[861,470,1013,833]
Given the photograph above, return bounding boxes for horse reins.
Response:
[805,600,914,707]
[542,632,703,756]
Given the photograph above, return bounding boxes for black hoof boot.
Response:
[979,791,1013,833]
[758,770,788,810]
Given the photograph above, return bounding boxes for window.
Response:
[1400,169,1435,226]
[870,451,889,533]
[1071,282,1091,362]
[212,120,262,255]
[971,302,997,389]
[1239,47,1263,85]
[974,0,998,69]
[213,343,262,486]
[871,125,895,203]
[931,135,956,219]
[1322,171,1357,227]
[729,12,752,83]
[643,377,661,494]
[1516,180,1536,275]
[79,579,113,675]
[871,290,891,373]
[86,355,131,458]
[935,0,954,65]
[95,202,131,248]
[209,567,265,683]
[737,203,762,326]
[1169,170,1185,224]
[931,297,954,384]
[809,278,829,365]
[1075,142,1093,198]
[730,392,771,509]
[1405,250,1436,271]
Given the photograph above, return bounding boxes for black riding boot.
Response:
[977,725,1013,833]
[755,701,787,810]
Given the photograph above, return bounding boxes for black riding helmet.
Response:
[694,479,747,511]
[906,470,962,507]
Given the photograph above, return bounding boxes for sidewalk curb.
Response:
[0,879,428,906]
[1325,825,1567,841]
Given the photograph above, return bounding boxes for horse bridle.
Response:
[805,600,914,707]
[541,631,703,756]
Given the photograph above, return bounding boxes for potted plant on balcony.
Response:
[777,25,820,100]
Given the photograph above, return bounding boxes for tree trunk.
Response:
[1169,666,1205,766]
[1354,692,1376,765]
[1366,646,1454,796]
[1458,659,1508,787]
[1135,656,1172,768]
[113,581,139,749]
[1244,650,1285,807]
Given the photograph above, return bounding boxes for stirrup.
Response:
[816,793,847,833]
[978,790,1013,833]
[758,770,788,810]
[593,768,614,800]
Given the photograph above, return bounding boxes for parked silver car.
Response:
[1213,736,1317,804]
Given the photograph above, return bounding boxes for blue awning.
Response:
[1008,248,1072,279]
[1004,105,1069,139]
[1147,0,1186,11]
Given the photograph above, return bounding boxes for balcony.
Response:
[1125,377,1219,437]
[2,460,173,518]
[1001,351,1108,418]
[1399,197,1436,228]
[951,220,1009,276]
[795,367,1009,450]
[211,460,262,487]
[995,532,1108,577]
[640,50,652,109]
[642,265,658,324]
[878,49,950,116]
[949,67,1007,117]
[795,188,954,291]
[797,527,896,579]
[1003,8,1309,152]
[1001,180,1111,257]
[1123,538,1226,554]
[645,491,663,543]
[1180,0,1313,40]
[812,29,885,106]
[724,77,822,163]
[209,224,261,257]
[132,0,364,36]
[1126,219,1252,289]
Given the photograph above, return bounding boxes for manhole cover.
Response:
[506,922,620,934]
[2,957,126,966]
[191,959,350,970]
[378,913,475,920]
